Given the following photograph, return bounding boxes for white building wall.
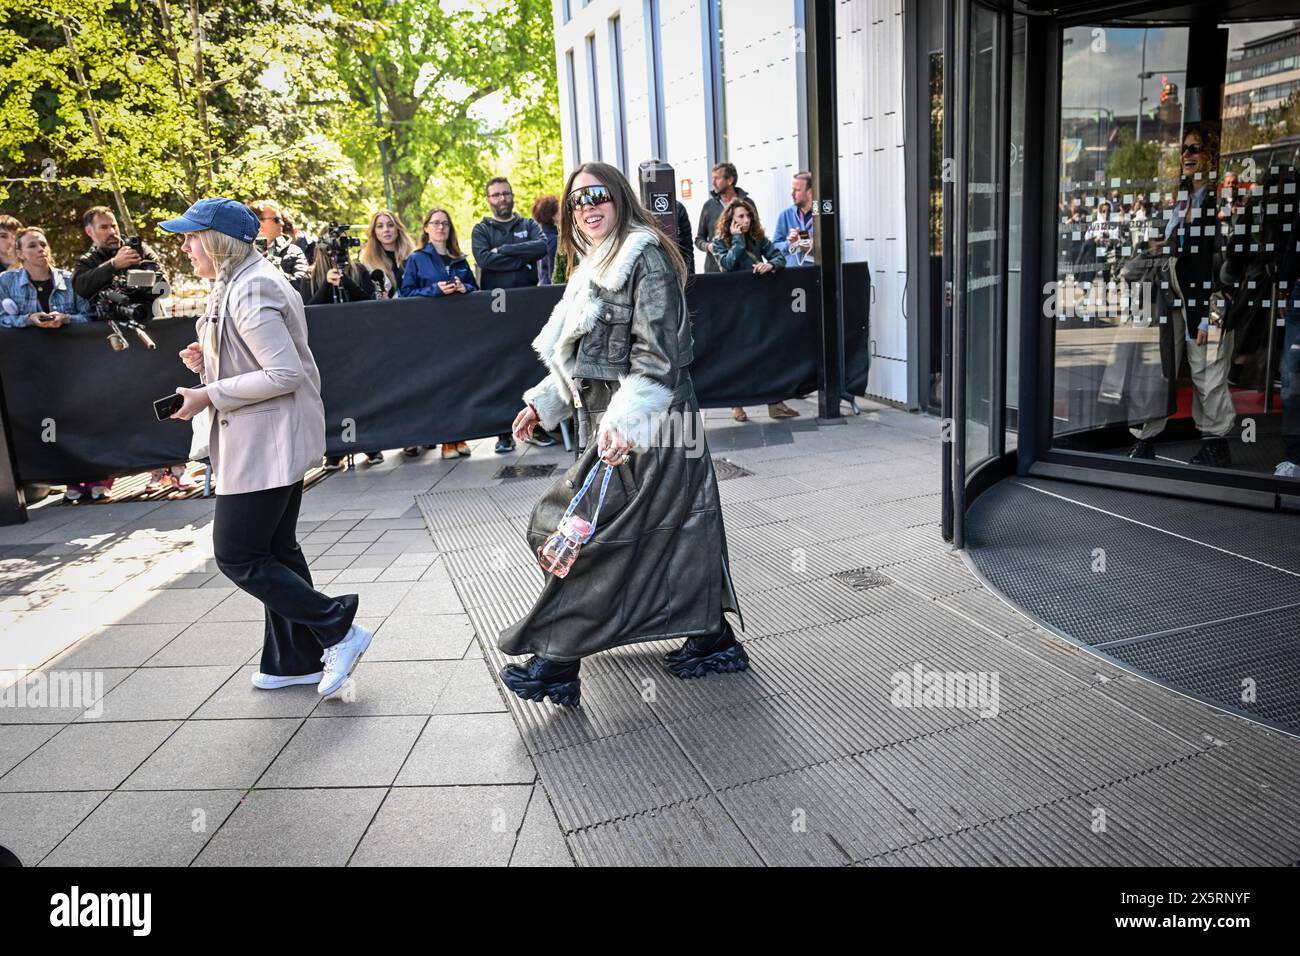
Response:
[717,0,801,232]
[554,0,913,405]
[836,0,908,403]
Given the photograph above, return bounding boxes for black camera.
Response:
[318,222,362,267]
[94,268,168,350]
[125,235,145,255]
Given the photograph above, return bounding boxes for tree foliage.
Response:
[0,0,561,269]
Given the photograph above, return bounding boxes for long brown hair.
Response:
[714,197,767,244]
[558,161,687,290]
[419,207,463,258]
[359,209,415,288]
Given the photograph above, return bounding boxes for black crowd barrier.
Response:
[0,264,871,488]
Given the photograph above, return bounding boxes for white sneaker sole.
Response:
[318,628,373,696]
[252,671,323,690]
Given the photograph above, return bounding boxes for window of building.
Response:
[566,48,582,163]
[610,15,629,173]
[586,33,603,160]
[645,0,667,158]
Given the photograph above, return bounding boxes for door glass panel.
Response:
[964,3,1004,476]
[1050,19,1299,483]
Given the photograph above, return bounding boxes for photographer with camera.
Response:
[72,206,168,302]
[248,200,309,291]
[304,223,375,306]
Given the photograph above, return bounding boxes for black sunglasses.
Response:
[565,185,613,212]
[1181,143,1205,155]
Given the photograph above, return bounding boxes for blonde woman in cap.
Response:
[161,198,372,697]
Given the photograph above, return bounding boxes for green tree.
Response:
[1105,128,1162,186]
[332,0,558,227]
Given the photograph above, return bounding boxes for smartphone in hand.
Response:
[153,393,184,421]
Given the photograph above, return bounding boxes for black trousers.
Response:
[213,481,359,677]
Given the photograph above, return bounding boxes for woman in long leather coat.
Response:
[499,162,747,707]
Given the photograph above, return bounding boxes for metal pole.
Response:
[1137,28,1147,143]
[802,0,845,422]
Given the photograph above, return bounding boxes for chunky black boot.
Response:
[1189,436,1232,467]
[1127,439,1156,460]
[499,656,581,707]
[664,623,750,679]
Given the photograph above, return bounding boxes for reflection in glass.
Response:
[1050,21,1299,480]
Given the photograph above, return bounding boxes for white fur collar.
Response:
[530,227,658,373]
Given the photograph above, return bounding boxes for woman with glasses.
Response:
[401,208,478,459]
[497,162,747,708]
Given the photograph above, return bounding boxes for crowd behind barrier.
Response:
[0,264,871,488]
[0,164,866,502]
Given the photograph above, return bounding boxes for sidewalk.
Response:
[2,398,1298,866]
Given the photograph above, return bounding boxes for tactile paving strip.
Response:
[417,427,1300,865]
[966,477,1300,733]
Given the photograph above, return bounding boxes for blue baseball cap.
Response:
[158,198,259,243]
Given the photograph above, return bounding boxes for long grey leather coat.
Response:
[499,229,743,661]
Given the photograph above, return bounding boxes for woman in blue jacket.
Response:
[400,208,479,459]
[401,208,478,298]
[0,227,92,329]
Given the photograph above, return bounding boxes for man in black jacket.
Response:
[694,162,748,273]
[471,178,548,290]
[72,205,168,302]
[472,177,551,452]
[674,201,696,276]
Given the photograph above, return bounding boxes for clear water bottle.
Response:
[537,515,592,578]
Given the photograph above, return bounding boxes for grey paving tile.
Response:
[41,789,244,866]
[396,713,535,786]
[433,657,508,714]
[0,791,108,865]
[194,788,385,867]
[144,620,262,667]
[191,667,323,720]
[122,718,303,790]
[84,665,238,722]
[0,721,180,791]
[47,623,186,669]
[510,785,573,867]
[349,785,530,866]
[366,616,478,660]
[0,723,61,776]
[0,669,134,724]
[258,715,426,788]
[313,660,455,717]
[114,588,231,625]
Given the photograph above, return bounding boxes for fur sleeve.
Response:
[523,375,572,431]
[600,372,674,452]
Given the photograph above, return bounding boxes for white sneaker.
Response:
[63,487,82,502]
[90,485,109,500]
[318,624,373,696]
[252,671,323,690]
[1276,461,1298,478]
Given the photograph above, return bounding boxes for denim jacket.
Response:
[0,268,92,328]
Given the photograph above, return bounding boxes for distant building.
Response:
[1224,22,1300,123]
